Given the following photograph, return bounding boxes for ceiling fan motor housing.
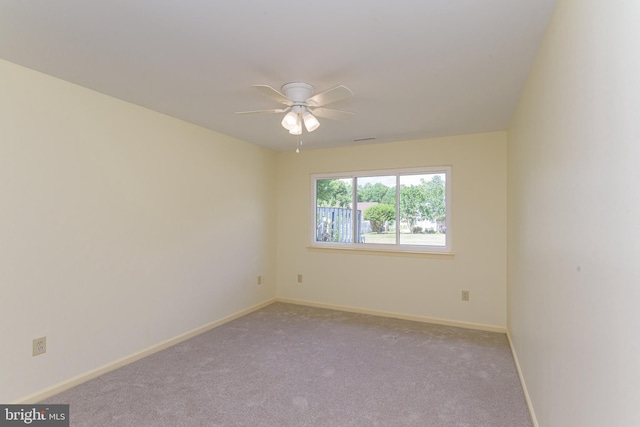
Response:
[281,82,314,104]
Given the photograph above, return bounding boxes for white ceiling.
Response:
[0,0,557,152]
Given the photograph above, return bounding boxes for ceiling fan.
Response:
[235,82,355,135]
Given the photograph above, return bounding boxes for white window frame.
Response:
[310,166,452,254]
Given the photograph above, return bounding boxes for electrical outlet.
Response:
[257,275,262,285]
[461,290,470,302]
[33,336,46,356]
[297,274,303,283]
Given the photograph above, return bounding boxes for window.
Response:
[311,167,452,253]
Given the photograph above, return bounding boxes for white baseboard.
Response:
[506,331,539,427]
[13,298,277,404]
[276,297,506,333]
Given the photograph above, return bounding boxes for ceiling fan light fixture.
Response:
[288,117,302,135]
[303,111,320,132]
[289,125,302,135]
[281,111,298,131]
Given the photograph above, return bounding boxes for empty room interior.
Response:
[1,1,639,426]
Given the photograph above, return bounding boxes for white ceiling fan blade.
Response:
[307,85,353,107]
[235,108,289,115]
[253,85,293,105]
[311,108,355,121]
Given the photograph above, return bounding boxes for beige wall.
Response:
[507,0,640,425]
[276,132,507,329]
[0,60,277,403]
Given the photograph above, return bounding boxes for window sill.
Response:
[306,245,454,259]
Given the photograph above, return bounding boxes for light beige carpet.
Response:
[43,302,532,426]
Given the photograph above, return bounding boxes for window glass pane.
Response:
[312,167,451,253]
[315,178,354,243]
[357,176,397,245]
[399,174,446,246]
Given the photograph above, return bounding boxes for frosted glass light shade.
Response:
[303,111,320,132]
[281,111,298,131]
[288,119,302,135]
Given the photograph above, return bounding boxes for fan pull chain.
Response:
[296,135,301,154]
